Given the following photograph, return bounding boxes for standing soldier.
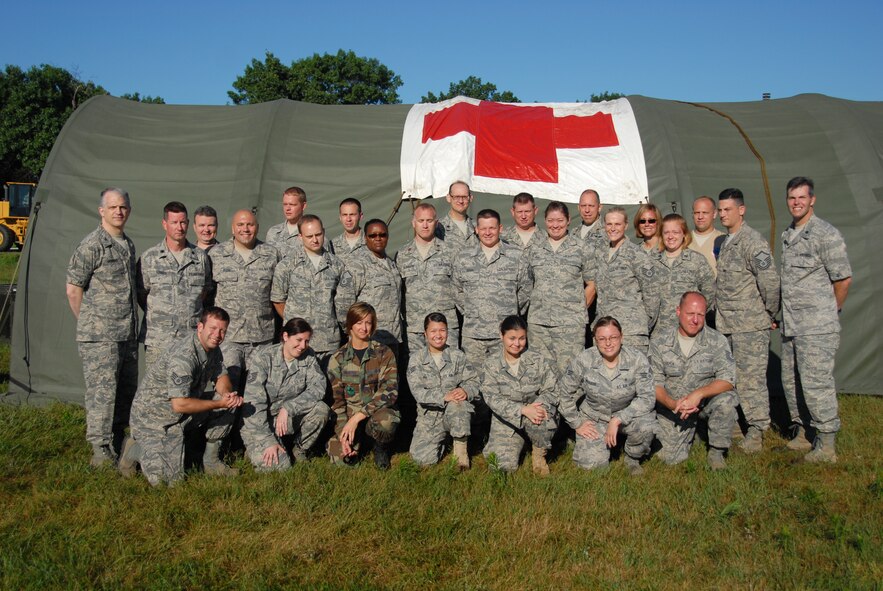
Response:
[272,214,351,369]
[502,193,544,251]
[779,177,852,461]
[193,205,219,252]
[395,203,459,354]
[716,188,780,453]
[265,186,309,259]
[330,197,365,263]
[66,187,139,466]
[340,219,403,351]
[435,180,477,255]
[688,196,725,276]
[137,201,211,367]
[575,189,606,250]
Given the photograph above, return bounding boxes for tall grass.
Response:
[0,252,21,284]
[0,396,880,590]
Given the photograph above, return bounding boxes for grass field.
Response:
[0,252,21,284]
[1,387,880,589]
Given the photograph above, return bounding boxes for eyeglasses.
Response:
[450,195,471,201]
[638,219,657,225]
[367,233,388,238]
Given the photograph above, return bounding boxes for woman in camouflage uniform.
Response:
[634,203,663,253]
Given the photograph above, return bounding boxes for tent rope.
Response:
[385,191,408,227]
[676,101,777,254]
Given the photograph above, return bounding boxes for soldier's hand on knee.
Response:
[605,417,622,448]
[444,388,467,402]
[576,420,600,440]
[522,402,547,425]
[275,408,289,436]
[262,444,284,467]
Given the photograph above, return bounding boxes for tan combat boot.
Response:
[739,426,763,454]
[786,425,814,452]
[452,438,470,471]
[804,432,838,464]
[117,435,141,477]
[203,440,238,476]
[707,447,727,471]
[624,455,644,476]
[531,447,550,476]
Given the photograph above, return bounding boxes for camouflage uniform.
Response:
[646,248,715,336]
[330,231,365,264]
[453,241,530,365]
[241,344,330,470]
[129,331,231,485]
[501,225,546,252]
[592,239,655,352]
[395,238,459,355]
[136,240,211,367]
[558,345,656,469]
[521,234,594,374]
[650,326,737,464]
[575,220,608,251]
[271,250,351,357]
[67,225,139,454]
[340,249,403,346]
[209,239,281,387]
[435,211,476,255]
[480,347,559,472]
[327,340,400,460]
[780,216,851,434]
[715,224,780,432]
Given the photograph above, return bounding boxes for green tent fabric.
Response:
[6,93,881,404]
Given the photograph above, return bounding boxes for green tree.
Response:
[229,50,403,105]
[0,64,107,182]
[590,91,625,102]
[421,76,520,103]
[120,92,165,104]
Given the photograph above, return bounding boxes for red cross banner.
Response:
[400,96,648,204]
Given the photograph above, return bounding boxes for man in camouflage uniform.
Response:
[779,177,852,462]
[193,205,219,252]
[501,192,545,251]
[240,318,330,471]
[575,189,607,250]
[716,188,780,453]
[339,219,403,349]
[272,215,351,368]
[330,197,365,263]
[120,307,242,485]
[137,201,211,367]
[209,209,281,422]
[66,187,139,467]
[651,292,737,470]
[395,203,459,354]
[435,180,477,255]
[452,209,531,364]
[265,186,329,258]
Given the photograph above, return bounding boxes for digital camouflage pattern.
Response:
[241,344,330,469]
[575,220,608,251]
[395,238,459,345]
[592,239,655,338]
[480,347,559,472]
[727,331,772,431]
[339,249,403,345]
[271,250,351,353]
[136,239,211,348]
[330,231,365,264]
[501,225,546,252]
[78,340,138,450]
[558,345,656,469]
[645,248,715,335]
[407,346,479,465]
[435,211,476,255]
[782,333,841,433]
[209,239,281,343]
[650,326,737,464]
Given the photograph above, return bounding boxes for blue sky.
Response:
[4,0,880,105]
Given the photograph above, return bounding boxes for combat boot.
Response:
[291,446,308,464]
[203,440,238,476]
[739,426,763,454]
[786,425,814,452]
[707,447,727,471]
[531,447,550,476]
[374,442,391,470]
[90,444,116,468]
[624,455,643,476]
[804,432,838,464]
[117,435,141,477]
[452,438,470,471]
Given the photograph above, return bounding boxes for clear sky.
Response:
[3,0,880,106]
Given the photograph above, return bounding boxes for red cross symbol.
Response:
[421,101,620,183]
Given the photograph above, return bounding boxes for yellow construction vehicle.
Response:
[0,182,35,251]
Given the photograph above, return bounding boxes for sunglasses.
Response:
[638,219,657,225]
[367,232,388,238]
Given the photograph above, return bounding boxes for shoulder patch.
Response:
[753,251,772,270]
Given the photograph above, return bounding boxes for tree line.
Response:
[1,50,623,182]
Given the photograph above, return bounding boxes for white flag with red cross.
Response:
[400,96,648,204]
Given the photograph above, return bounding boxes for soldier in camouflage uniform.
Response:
[716,188,780,453]
[521,201,595,375]
[339,219,402,349]
[779,177,852,462]
[651,292,737,470]
[240,318,330,471]
[575,189,607,250]
[408,313,479,469]
[193,205,219,252]
[558,317,656,474]
[395,203,459,354]
[327,303,400,469]
[646,213,715,336]
[137,201,212,367]
[435,180,477,255]
[265,186,309,259]
[271,215,351,368]
[66,187,139,466]
[330,197,365,263]
[480,316,558,475]
[501,192,545,251]
[591,207,656,353]
[119,307,242,485]
[453,209,531,365]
